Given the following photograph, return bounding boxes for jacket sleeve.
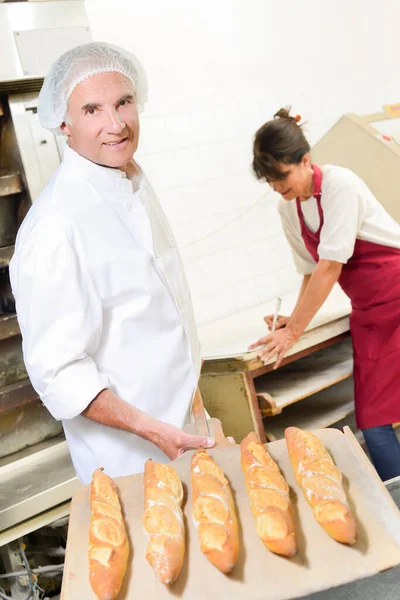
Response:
[10,216,109,420]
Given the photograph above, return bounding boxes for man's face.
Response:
[61,72,139,171]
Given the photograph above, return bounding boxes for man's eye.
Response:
[119,99,130,107]
[87,108,96,115]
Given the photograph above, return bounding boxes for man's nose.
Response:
[106,109,125,133]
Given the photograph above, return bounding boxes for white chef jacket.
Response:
[10,145,201,484]
[278,164,400,275]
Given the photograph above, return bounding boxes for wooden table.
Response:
[199,286,352,443]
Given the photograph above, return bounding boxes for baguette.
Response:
[142,460,185,584]
[89,468,129,600]
[285,427,357,545]
[191,449,239,573]
[241,432,297,557]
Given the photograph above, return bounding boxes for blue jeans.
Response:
[362,424,400,481]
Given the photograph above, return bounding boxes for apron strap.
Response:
[312,163,322,198]
[296,164,324,232]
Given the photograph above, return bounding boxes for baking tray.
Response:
[61,427,400,600]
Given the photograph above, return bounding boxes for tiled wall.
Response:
[86,0,400,324]
[136,103,300,324]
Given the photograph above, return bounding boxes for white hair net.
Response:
[38,41,148,134]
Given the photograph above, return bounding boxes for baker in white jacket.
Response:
[10,42,216,484]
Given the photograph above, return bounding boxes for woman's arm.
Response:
[287,260,342,339]
[292,273,311,313]
[251,259,343,368]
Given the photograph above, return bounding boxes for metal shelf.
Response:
[257,338,353,416]
[0,314,20,340]
[0,377,37,416]
[263,378,354,441]
[0,173,23,197]
[0,245,14,268]
[0,438,79,532]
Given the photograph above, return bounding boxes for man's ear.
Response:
[302,152,311,168]
[60,122,71,136]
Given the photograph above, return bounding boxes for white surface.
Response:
[9,93,63,202]
[199,283,351,359]
[0,1,89,81]
[373,117,400,145]
[86,0,400,325]
[14,26,91,77]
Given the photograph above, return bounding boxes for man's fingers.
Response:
[182,435,215,451]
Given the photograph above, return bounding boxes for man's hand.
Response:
[263,314,290,331]
[151,422,215,460]
[248,327,298,369]
[83,390,232,458]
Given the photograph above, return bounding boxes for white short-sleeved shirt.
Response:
[10,146,201,484]
[278,165,400,275]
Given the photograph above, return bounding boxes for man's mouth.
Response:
[103,137,128,147]
[281,187,291,195]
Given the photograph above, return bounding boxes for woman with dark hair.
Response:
[249,108,400,481]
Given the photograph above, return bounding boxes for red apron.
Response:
[296,165,400,429]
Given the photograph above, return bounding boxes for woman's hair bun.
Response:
[274,107,301,123]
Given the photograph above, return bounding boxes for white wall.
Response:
[85,0,400,325]
[0,1,89,81]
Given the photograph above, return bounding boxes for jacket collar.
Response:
[62,144,142,195]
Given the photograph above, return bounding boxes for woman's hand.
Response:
[248,327,298,369]
[263,314,290,331]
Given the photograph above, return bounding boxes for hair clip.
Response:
[294,114,301,122]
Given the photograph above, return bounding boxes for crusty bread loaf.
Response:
[142,460,185,584]
[240,432,297,557]
[191,449,239,573]
[89,468,129,600]
[285,427,357,545]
